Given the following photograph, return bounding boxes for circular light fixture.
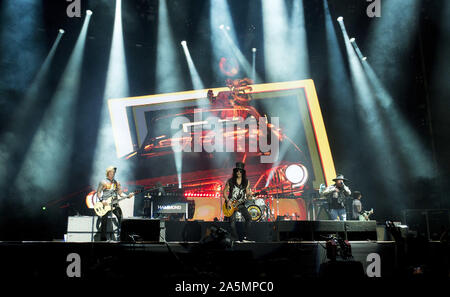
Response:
[349,37,356,43]
[219,24,224,30]
[252,48,257,53]
[337,16,343,22]
[362,57,367,61]
[285,164,308,185]
[86,10,93,16]
[181,40,187,46]
[59,29,65,34]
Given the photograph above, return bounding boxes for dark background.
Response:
[0,0,448,240]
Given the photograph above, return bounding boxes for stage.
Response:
[1,220,448,288]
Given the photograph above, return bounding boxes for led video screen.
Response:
[107,80,336,221]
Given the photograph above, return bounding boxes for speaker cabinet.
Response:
[120,218,161,242]
[66,216,119,242]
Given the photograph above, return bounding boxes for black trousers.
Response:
[225,204,252,241]
[100,206,122,241]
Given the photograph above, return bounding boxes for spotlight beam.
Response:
[14,13,92,200]
[220,28,261,82]
[323,0,359,173]
[91,0,132,193]
[366,1,421,84]
[181,41,204,90]
[156,0,183,93]
[0,30,64,190]
[262,0,309,82]
[338,19,402,187]
[210,0,239,81]
[357,50,435,178]
[156,0,185,187]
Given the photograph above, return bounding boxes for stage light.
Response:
[349,37,355,43]
[323,0,355,145]
[86,10,92,16]
[226,26,230,31]
[252,48,257,82]
[59,29,65,34]
[91,0,132,204]
[15,11,92,199]
[285,164,306,184]
[181,39,204,90]
[362,57,367,61]
[0,21,64,192]
[338,19,404,201]
[219,24,224,29]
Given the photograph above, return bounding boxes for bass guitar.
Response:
[93,188,150,217]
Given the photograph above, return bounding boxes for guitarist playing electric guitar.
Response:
[222,162,254,242]
[352,191,373,221]
[96,166,134,241]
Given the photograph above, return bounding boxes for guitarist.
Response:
[352,191,373,221]
[96,166,134,241]
[223,162,254,242]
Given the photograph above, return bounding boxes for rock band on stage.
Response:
[93,164,373,241]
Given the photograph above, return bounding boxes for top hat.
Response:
[234,162,246,171]
[332,174,347,181]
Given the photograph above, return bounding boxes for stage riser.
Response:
[0,241,399,279]
[67,217,379,242]
[0,241,447,281]
[162,221,378,242]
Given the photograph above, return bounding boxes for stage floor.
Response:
[0,220,448,294]
[0,240,447,283]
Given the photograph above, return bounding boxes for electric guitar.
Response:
[94,188,149,217]
[222,191,262,218]
[358,208,374,221]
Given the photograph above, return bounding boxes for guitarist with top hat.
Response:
[96,166,134,241]
[222,162,254,242]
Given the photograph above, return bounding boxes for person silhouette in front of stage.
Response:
[322,174,351,221]
[223,162,254,242]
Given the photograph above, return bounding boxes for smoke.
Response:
[91,0,133,186]
[0,0,45,91]
[13,13,92,204]
[262,0,309,82]
[155,0,184,93]
[366,0,422,86]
